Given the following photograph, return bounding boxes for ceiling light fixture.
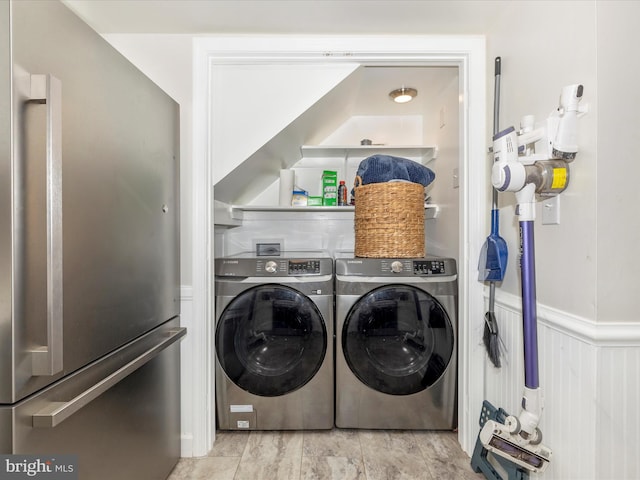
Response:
[389,87,418,104]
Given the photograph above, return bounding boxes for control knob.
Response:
[391,261,404,273]
[265,261,278,273]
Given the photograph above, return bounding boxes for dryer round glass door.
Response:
[216,284,327,397]
[342,284,454,395]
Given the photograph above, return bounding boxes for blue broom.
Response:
[478,57,508,368]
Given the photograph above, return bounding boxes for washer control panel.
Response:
[216,255,331,277]
[256,259,322,275]
[288,259,321,275]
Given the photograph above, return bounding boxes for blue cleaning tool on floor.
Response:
[470,401,529,480]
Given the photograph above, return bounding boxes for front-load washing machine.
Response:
[335,256,457,429]
[215,251,333,430]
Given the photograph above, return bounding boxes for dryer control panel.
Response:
[335,256,456,277]
[381,259,447,275]
[412,259,447,275]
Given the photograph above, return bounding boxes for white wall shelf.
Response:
[228,203,439,221]
[216,147,441,226]
[300,145,437,164]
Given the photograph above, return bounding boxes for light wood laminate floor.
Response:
[168,429,484,480]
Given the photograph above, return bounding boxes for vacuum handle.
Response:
[493,57,501,136]
[520,221,540,389]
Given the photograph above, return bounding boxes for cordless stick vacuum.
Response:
[477,84,587,474]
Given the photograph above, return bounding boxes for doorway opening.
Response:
[192,35,487,456]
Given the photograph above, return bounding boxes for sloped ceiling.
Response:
[213,64,457,205]
[352,66,457,116]
[213,68,365,204]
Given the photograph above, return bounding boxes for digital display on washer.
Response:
[413,259,447,275]
[288,260,321,275]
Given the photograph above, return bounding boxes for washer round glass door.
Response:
[342,284,454,395]
[216,284,327,397]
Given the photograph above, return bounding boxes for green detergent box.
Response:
[322,170,338,206]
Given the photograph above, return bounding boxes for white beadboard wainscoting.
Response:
[484,291,640,480]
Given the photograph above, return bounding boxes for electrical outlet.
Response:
[541,195,560,225]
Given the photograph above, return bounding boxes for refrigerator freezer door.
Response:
[0,317,185,479]
[0,0,180,403]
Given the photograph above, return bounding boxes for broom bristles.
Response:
[484,312,503,368]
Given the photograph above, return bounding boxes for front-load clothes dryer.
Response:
[335,256,458,430]
[215,252,333,430]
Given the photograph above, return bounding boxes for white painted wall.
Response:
[594,4,640,478]
[425,75,460,260]
[596,1,640,324]
[484,1,598,320]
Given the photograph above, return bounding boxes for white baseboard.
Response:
[179,285,198,458]
[180,434,194,458]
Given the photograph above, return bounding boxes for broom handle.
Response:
[487,58,501,314]
[491,57,501,211]
[488,281,496,312]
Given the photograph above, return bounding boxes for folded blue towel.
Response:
[353,155,435,194]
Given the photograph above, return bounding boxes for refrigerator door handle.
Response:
[32,327,186,428]
[28,74,64,377]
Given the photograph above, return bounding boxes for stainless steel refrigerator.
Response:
[1,1,184,479]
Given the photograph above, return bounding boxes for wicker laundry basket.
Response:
[354,176,425,258]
